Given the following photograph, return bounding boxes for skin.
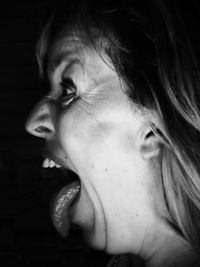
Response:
[26,36,199,266]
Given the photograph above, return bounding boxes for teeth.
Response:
[42,158,49,168]
[42,158,61,168]
[55,163,61,168]
[49,160,55,168]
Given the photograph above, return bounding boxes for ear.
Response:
[140,129,161,160]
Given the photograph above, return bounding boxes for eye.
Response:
[59,77,77,105]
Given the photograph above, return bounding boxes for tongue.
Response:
[51,181,80,237]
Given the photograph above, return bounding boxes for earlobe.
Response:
[140,130,161,160]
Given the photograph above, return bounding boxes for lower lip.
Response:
[51,180,81,237]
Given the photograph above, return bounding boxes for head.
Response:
[26,0,200,259]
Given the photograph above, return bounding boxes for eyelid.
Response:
[61,77,76,88]
[61,95,79,107]
[48,58,82,85]
[49,52,83,73]
[60,59,83,80]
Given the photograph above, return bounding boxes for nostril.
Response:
[35,126,52,134]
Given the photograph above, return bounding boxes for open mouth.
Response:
[43,157,81,237]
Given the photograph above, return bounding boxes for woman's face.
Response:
[26,36,163,255]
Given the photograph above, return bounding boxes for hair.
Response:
[36,0,200,252]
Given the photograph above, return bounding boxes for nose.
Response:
[25,97,55,138]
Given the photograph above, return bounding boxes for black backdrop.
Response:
[0,1,110,266]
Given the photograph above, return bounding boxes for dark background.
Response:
[0,1,110,266]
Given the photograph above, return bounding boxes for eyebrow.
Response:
[48,50,83,73]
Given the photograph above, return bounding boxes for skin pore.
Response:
[26,35,200,266]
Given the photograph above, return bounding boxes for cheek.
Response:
[56,103,147,181]
[56,104,144,176]
[56,106,115,160]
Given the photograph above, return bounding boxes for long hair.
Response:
[36,0,200,252]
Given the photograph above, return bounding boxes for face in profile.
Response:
[26,35,164,255]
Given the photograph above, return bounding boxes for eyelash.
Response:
[59,77,78,105]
